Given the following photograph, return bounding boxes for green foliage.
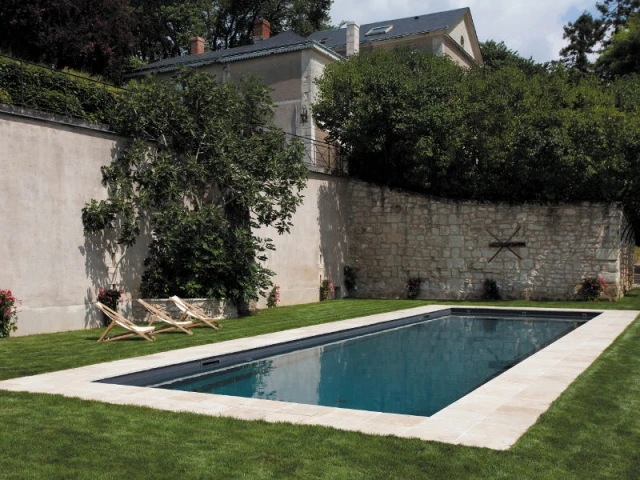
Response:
[0,87,11,104]
[0,56,119,122]
[82,70,307,307]
[0,289,20,338]
[597,13,640,77]
[314,48,465,190]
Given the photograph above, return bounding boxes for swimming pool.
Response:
[101,308,595,417]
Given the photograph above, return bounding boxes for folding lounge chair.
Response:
[137,298,194,335]
[95,302,156,342]
[169,296,222,330]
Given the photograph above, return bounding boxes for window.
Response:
[365,25,393,36]
[460,36,465,47]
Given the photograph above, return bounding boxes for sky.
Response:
[329,0,598,63]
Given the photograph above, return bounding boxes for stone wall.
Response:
[348,181,634,300]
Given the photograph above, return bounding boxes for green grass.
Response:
[1,295,640,479]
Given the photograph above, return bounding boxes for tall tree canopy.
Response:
[0,0,135,79]
[82,70,307,308]
[597,13,640,76]
[0,0,333,80]
[597,0,640,35]
[560,0,640,77]
[559,12,605,73]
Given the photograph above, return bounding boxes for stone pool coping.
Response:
[0,305,637,450]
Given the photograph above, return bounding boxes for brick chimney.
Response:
[253,18,271,41]
[346,22,360,56]
[190,36,205,55]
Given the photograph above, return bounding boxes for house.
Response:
[307,8,483,68]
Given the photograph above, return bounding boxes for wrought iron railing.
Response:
[285,132,346,175]
[0,54,122,123]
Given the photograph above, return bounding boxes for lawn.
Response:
[1,294,640,479]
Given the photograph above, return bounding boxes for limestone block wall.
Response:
[348,181,634,300]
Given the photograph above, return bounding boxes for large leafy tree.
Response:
[313,48,465,191]
[0,0,135,80]
[82,70,307,310]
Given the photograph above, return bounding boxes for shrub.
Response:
[266,285,280,308]
[344,265,358,292]
[579,276,607,301]
[0,289,21,338]
[0,87,12,104]
[406,277,422,300]
[319,279,334,301]
[481,279,501,300]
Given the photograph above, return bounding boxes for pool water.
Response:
[155,315,582,417]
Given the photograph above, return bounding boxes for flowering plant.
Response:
[319,279,334,301]
[267,285,280,308]
[97,288,124,312]
[0,289,21,338]
[406,277,422,300]
[579,275,607,301]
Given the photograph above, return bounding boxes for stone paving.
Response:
[0,306,637,450]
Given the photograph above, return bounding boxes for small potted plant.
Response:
[0,289,21,338]
[406,277,422,300]
[266,285,280,308]
[97,287,124,326]
[319,279,334,301]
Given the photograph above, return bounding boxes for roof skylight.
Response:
[365,25,393,36]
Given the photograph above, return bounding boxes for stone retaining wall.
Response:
[348,181,635,300]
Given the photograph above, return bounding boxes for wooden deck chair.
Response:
[169,296,222,330]
[95,302,156,342]
[137,299,194,335]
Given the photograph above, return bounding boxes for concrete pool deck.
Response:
[0,305,637,450]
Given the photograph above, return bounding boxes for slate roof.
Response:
[307,7,469,49]
[131,31,342,76]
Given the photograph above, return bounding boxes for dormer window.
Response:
[365,25,393,36]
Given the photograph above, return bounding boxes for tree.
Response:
[132,0,333,63]
[82,70,307,310]
[597,13,640,77]
[559,12,606,73]
[597,0,640,35]
[313,48,465,192]
[0,0,135,80]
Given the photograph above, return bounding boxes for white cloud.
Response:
[329,0,595,62]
